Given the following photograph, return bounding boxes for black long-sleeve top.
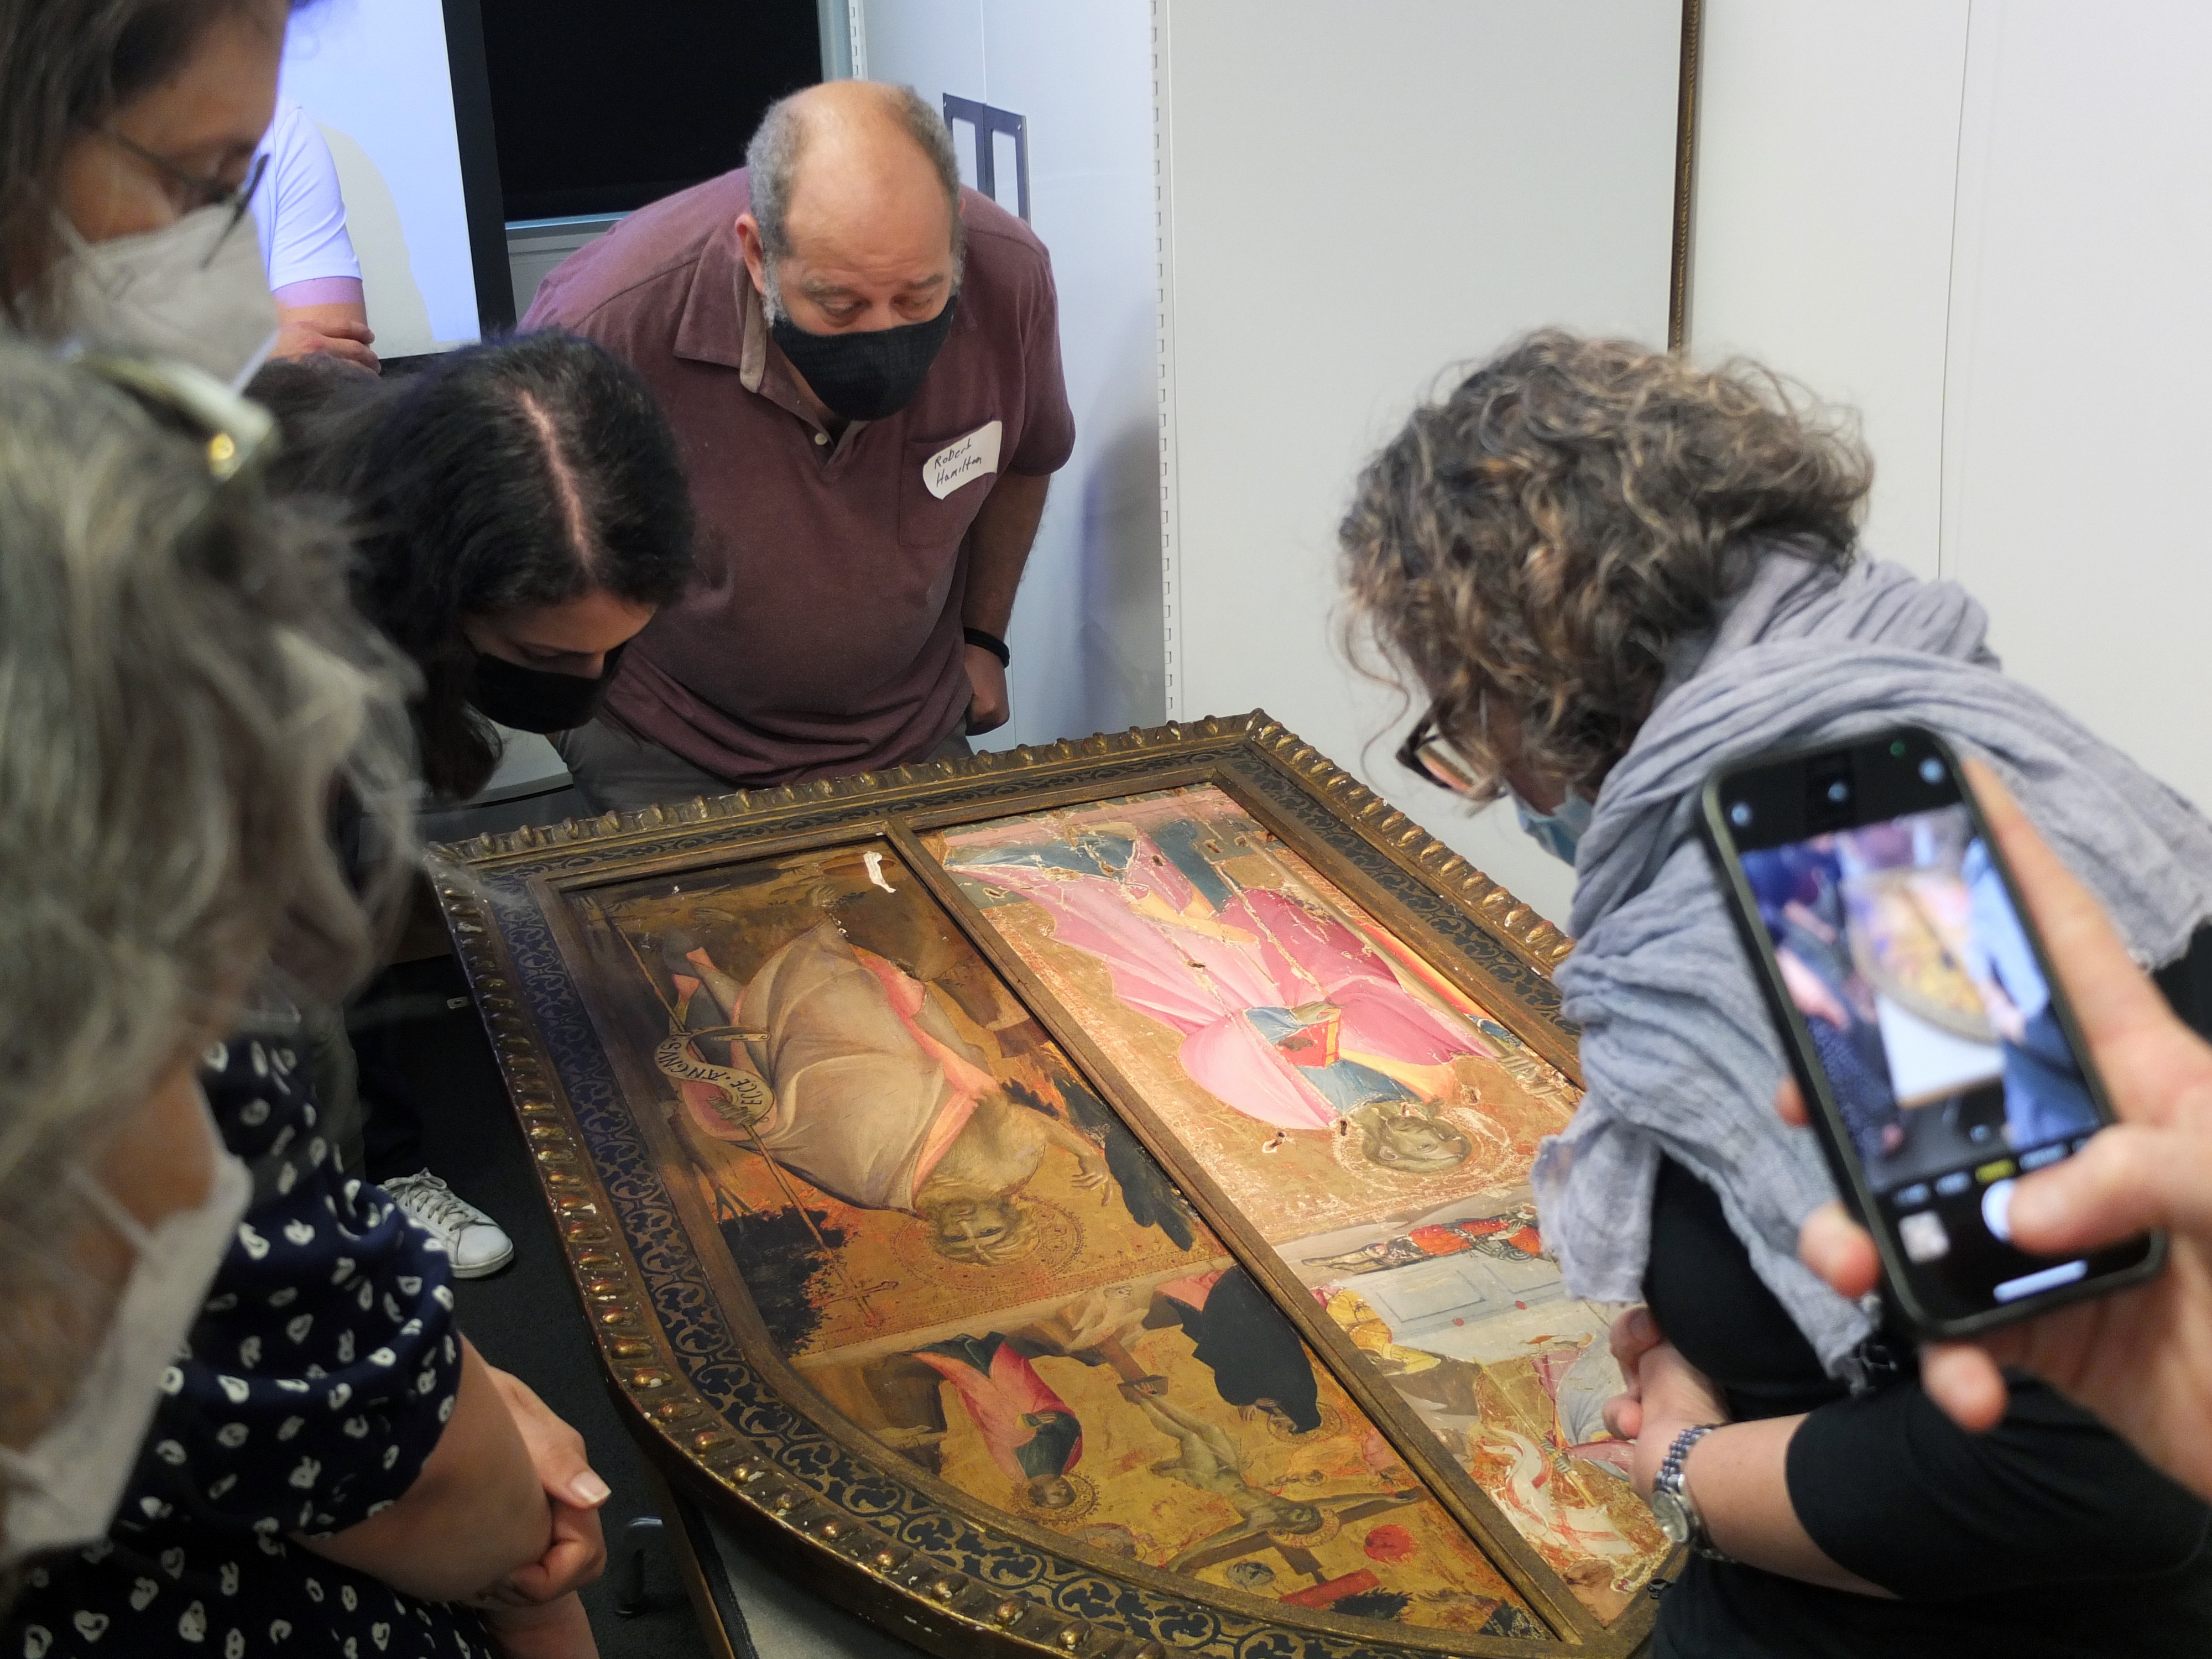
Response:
[1644,1154,2212,1656]
[1636,930,2212,1656]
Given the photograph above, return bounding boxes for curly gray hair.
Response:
[0,338,414,1433]
[1340,330,1874,802]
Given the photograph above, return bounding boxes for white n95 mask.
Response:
[51,204,280,391]
[0,1096,251,1569]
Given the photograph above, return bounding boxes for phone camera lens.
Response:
[1729,801,1752,828]
[1825,780,1850,805]
[1919,757,1943,785]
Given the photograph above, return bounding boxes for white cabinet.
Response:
[1693,1,2212,824]
[1153,2,1687,926]
[857,0,1166,751]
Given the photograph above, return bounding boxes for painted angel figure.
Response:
[910,1333,1087,1511]
[951,820,1495,1170]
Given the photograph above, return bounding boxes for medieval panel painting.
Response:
[932,785,1667,1622]
[579,841,1552,1641]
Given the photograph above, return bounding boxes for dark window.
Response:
[479,0,822,221]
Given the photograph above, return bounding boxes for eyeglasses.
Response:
[74,351,276,488]
[101,130,269,264]
[1396,705,1484,796]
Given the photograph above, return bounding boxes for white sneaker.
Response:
[383,1170,515,1278]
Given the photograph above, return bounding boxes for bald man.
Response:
[523,83,1074,810]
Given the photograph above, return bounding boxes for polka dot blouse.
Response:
[7,1035,489,1658]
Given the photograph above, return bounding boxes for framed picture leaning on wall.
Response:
[431,713,1672,1659]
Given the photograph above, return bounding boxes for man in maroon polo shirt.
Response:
[521,81,1074,810]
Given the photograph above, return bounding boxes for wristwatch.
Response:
[1650,1424,1733,1562]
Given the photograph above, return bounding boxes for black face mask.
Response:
[769,292,959,422]
[469,643,626,734]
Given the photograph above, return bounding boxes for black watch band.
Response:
[963,627,1010,667]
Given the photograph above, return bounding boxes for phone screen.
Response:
[1716,734,2153,1327]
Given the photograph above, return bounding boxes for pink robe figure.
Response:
[1530,1343,1634,1477]
[914,1335,1083,1486]
[1181,888,1492,1126]
[971,843,1276,1035]
[964,837,1494,1130]
[1223,889,1479,1063]
[1176,1015,1342,1128]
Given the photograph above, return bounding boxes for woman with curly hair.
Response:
[1341,330,2212,1656]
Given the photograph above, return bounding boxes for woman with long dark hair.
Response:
[258,330,696,801]
[251,331,694,1274]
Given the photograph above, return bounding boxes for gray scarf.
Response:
[1531,546,2212,1373]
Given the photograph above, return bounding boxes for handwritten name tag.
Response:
[924,420,1003,500]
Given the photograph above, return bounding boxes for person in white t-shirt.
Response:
[250,95,378,370]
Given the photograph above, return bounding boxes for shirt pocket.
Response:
[898,423,999,550]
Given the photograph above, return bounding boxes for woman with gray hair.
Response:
[0,341,603,1659]
[1341,330,2212,1656]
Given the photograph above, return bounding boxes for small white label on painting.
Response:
[863,851,896,894]
[925,420,1002,499]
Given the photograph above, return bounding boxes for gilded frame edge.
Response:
[538,817,1570,1659]
[429,713,1668,1659]
[432,713,1574,977]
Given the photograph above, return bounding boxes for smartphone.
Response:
[1700,725,2163,1338]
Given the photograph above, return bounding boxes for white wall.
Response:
[1938,3,2212,816]
[1689,0,2212,818]
[1156,1,1684,927]
[1686,0,1968,580]
[856,0,1166,750]
[280,0,480,353]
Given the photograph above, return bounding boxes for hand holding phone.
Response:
[1702,728,2164,1339]
[1790,762,2212,1501]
